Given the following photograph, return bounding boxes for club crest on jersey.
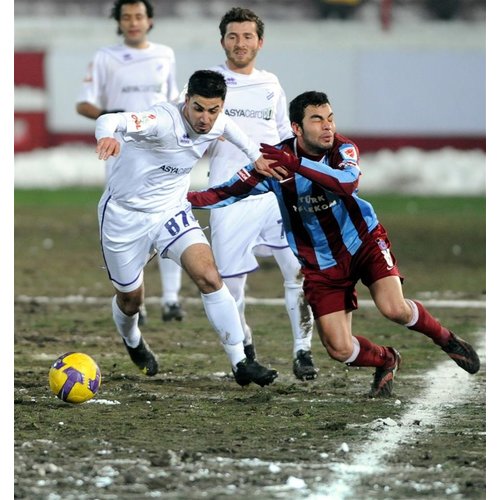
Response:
[130,114,142,130]
[237,168,251,182]
[128,113,156,131]
[340,145,358,162]
[376,238,395,270]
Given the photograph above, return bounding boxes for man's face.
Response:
[119,2,152,48]
[183,95,224,134]
[293,104,336,155]
[221,21,263,71]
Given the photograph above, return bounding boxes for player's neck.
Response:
[296,141,326,162]
[124,40,150,50]
[225,61,255,76]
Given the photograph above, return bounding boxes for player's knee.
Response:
[280,261,303,285]
[117,292,142,316]
[192,266,223,294]
[379,301,409,324]
[322,339,352,362]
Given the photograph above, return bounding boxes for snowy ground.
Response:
[14,144,486,195]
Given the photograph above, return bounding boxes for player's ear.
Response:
[291,122,302,136]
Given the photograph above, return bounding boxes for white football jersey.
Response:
[77,42,179,110]
[95,102,261,212]
[206,63,293,187]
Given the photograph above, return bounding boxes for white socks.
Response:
[158,258,182,304]
[112,295,141,348]
[201,283,246,369]
[273,247,314,355]
[224,275,253,345]
[404,299,419,327]
[344,336,361,364]
[284,281,314,354]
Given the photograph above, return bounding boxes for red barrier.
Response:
[14,112,48,152]
[14,52,45,88]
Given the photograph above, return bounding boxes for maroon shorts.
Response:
[302,224,403,318]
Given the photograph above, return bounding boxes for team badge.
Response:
[376,238,395,270]
[237,168,251,181]
[340,145,358,162]
[127,112,156,131]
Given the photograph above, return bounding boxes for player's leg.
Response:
[363,223,478,374]
[158,258,186,322]
[224,274,255,360]
[112,285,158,376]
[209,205,260,361]
[272,246,317,380]
[178,241,246,366]
[369,276,480,374]
[104,258,158,374]
[104,247,159,376]
[182,243,277,387]
[98,195,159,375]
[304,268,400,397]
[163,225,278,387]
[112,286,142,349]
[316,309,400,397]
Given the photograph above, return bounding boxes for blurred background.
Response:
[14,0,486,193]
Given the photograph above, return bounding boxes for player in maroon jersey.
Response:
[188,90,480,397]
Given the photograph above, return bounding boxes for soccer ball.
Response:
[48,352,101,404]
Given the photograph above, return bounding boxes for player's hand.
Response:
[260,143,301,172]
[253,155,288,181]
[96,137,120,160]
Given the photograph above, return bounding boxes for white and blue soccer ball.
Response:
[48,352,101,404]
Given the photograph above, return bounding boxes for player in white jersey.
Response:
[204,7,317,380]
[76,0,185,326]
[95,69,278,387]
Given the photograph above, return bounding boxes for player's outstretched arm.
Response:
[188,166,271,209]
[260,143,360,195]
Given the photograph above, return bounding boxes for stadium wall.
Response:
[14,17,485,153]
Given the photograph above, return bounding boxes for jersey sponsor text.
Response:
[160,165,192,175]
[292,194,337,213]
[225,107,273,121]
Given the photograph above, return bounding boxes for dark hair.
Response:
[219,7,265,40]
[187,70,227,100]
[289,91,330,126]
[111,0,154,35]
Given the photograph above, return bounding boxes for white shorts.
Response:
[98,195,209,292]
[209,193,288,277]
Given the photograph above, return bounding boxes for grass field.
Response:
[14,189,486,499]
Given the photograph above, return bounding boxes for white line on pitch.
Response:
[15,295,486,309]
[307,335,486,500]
